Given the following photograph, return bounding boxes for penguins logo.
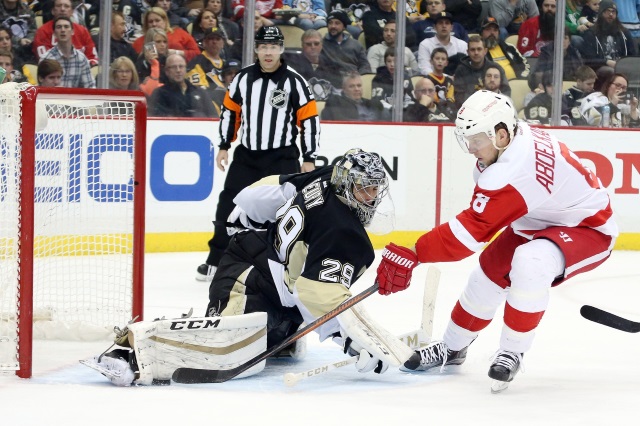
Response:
[270,89,289,109]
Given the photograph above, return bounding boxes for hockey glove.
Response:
[335,331,389,374]
[376,243,418,295]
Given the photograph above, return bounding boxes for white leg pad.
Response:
[130,312,268,385]
[337,304,414,366]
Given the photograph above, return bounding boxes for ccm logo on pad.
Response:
[382,249,416,268]
[169,319,221,330]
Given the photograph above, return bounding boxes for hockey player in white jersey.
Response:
[375,90,618,392]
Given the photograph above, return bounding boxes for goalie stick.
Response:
[282,266,442,387]
[580,305,640,333]
[171,282,379,384]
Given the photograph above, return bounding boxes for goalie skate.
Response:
[80,349,136,387]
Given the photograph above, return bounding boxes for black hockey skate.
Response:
[488,350,523,393]
[401,341,468,372]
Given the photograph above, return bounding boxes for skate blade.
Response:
[490,379,510,394]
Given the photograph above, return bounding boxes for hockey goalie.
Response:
[82,148,415,385]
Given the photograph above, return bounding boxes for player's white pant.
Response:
[444,238,564,353]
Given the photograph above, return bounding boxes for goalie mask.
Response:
[331,148,389,226]
[454,90,518,153]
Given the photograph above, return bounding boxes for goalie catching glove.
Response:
[376,243,419,295]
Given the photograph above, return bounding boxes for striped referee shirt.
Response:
[219,60,319,162]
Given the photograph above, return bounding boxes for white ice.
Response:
[2,250,639,425]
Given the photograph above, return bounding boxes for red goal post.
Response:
[0,84,146,378]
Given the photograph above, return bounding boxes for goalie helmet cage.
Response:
[0,84,146,378]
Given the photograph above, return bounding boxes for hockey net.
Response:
[0,83,146,378]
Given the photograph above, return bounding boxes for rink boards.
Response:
[86,119,640,251]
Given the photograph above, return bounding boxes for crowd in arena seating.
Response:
[1,0,640,127]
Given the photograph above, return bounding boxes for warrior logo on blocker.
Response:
[270,89,289,109]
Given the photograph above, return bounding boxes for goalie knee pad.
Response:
[128,312,268,385]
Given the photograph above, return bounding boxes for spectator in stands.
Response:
[40,17,95,89]
[562,65,596,125]
[132,7,200,62]
[325,1,369,38]
[0,49,26,82]
[285,29,352,101]
[0,0,36,47]
[100,11,139,64]
[0,26,34,82]
[361,0,417,50]
[80,0,143,43]
[517,0,556,58]
[483,64,504,93]
[33,0,98,67]
[187,27,226,92]
[191,9,218,49]
[530,27,583,89]
[136,28,169,97]
[109,56,140,90]
[417,12,467,75]
[580,0,600,25]
[321,10,371,74]
[151,0,192,29]
[580,0,637,71]
[404,76,452,122]
[210,58,240,112]
[321,71,386,121]
[274,0,327,30]
[481,16,529,80]
[414,0,468,45]
[580,72,640,127]
[426,47,455,109]
[231,0,278,27]
[453,35,510,108]
[566,0,590,51]
[441,0,482,33]
[367,20,419,75]
[150,53,217,117]
[37,58,63,86]
[371,47,415,111]
[204,0,241,53]
[616,0,640,50]
[524,70,554,123]
[489,0,539,39]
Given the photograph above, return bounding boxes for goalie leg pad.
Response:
[129,312,268,385]
[337,304,414,368]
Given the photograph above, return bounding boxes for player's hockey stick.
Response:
[282,266,442,387]
[580,305,640,333]
[172,282,380,384]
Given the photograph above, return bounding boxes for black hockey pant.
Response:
[206,230,303,348]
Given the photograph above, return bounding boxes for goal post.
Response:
[0,84,146,378]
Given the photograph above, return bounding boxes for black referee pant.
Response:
[206,144,301,267]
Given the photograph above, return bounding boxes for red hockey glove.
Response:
[376,243,418,295]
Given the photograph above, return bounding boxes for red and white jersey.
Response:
[416,123,618,263]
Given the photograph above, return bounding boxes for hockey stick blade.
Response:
[172,282,380,384]
[580,305,640,333]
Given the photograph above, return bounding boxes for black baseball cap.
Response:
[432,12,453,24]
[481,16,500,29]
[204,27,226,39]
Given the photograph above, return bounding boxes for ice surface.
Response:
[2,250,639,424]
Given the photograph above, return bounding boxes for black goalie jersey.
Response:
[232,166,375,340]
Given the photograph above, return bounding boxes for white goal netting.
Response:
[0,83,144,374]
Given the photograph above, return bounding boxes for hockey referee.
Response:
[197,25,320,282]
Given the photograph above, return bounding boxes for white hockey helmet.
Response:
[331,148,389,226]
[454,90,518,153]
